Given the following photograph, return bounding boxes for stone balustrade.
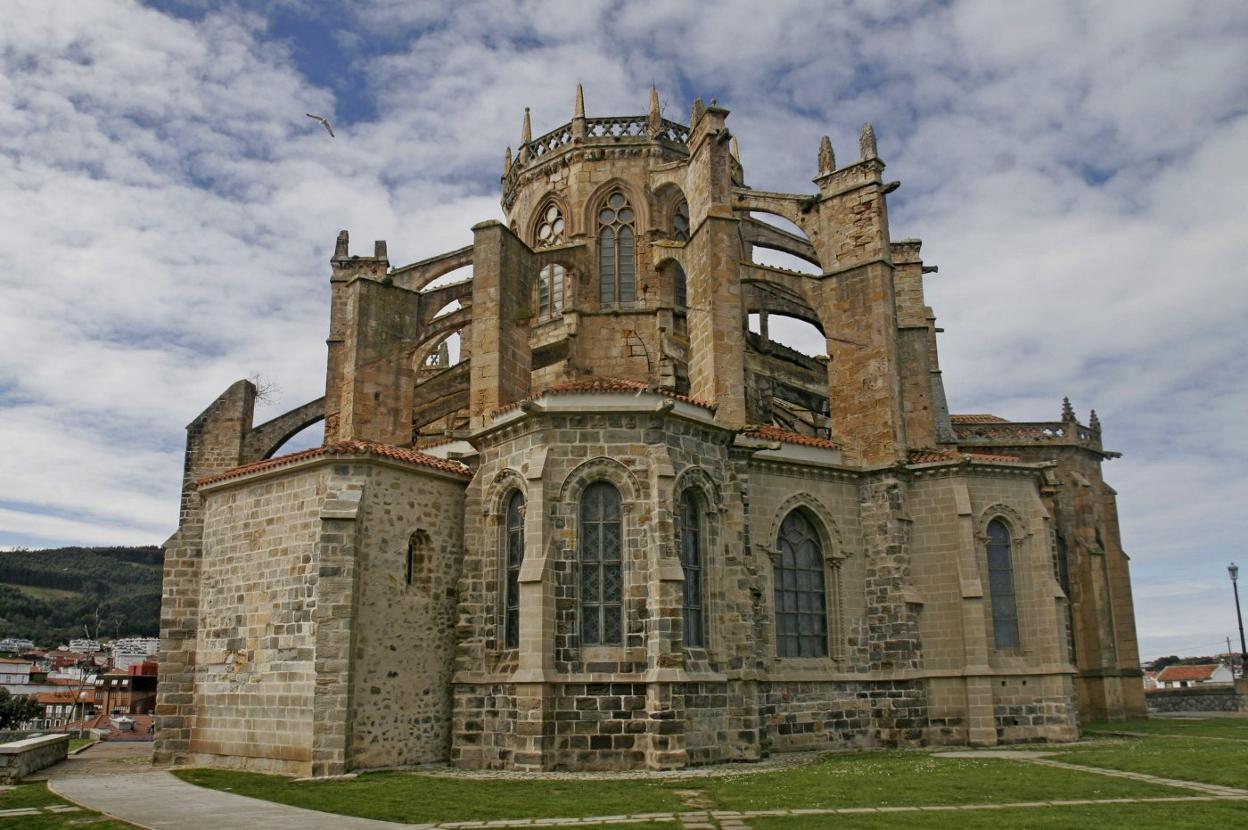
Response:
[0,733,69,783]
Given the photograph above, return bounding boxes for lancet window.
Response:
[504,491,524,649]
[580,482,623,646]
[673,199,690,242]
[598,192,636,307]
[774,509,828,658]
[988,519,1020,649]
[679,490,705,648]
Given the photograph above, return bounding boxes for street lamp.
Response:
[1231,563,1246,683]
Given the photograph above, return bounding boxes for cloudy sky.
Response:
[2,0,1246,660]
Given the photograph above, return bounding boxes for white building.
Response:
[110,637,160,671]
[0,638,35,653]
[67,639,102,653]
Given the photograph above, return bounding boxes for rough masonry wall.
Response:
[349,463,466,768]
[190,467,329,774]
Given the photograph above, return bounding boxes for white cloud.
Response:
[1,0,1245,659]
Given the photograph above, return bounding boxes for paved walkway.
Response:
[34,744,1248,830]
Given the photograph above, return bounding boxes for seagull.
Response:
[306,113,335,138]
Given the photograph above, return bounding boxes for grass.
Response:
[1083,716,1248,740]
[174,768,689,824]
[0,581,82,601]
[1051,734,1248,790]
[749,801,1248,829]
[68,738,97,752]
[699,750,1185,811]
[0,781,135,829]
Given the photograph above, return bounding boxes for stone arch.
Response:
[582,178,649,235]
[766,493,846,563]
[558,455,645,507]
[652,182,689,239]
[975,503,1031,544]
[527,191,572,247]
[672,465,723,516]
[484,468,528,520]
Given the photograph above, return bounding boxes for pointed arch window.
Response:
[598,192,635,307]
[504,491,525,649]
[673,199,690,242]
[679,490,705,648]
[580,482,623,646]
[536,203,564,248]
[774,510,828,658]
[672,262,688,311]
[988,519,1020,649]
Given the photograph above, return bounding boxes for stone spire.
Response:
[574,83,585,119]
[521,107,532,144]
[1089,409,1101,432]
[647,85,661,135]
[818,135,836,174]
[334,229,349,259]
[1061,396,1076,423]
[690,97,706,128]
[503,146,512,176]
[729,135,741,161]
[860,122,878,161]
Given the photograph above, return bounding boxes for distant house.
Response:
[1154,663,1234,688]
[0,657,32,686]
[1142,670,1160,690]
[94,664,157,715]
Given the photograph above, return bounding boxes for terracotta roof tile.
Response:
[742,425,841,450]
[198,440,471,486]
[492,378,716,416]
[950,414,1011,424]
[908,448,1023,465]
[1156,664,1220,682]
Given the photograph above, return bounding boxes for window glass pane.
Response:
[599,228,615,304]
[504,492,524,648]
[673,264,687,309]
[773,509,828,658]
[609,193,625,209]
[538,265,550,315]
[987,520,1020,649]
[551,264,564,314]
[581,482,623,646]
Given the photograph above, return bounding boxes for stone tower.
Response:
[154,87,1144,776]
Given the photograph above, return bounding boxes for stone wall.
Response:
[0,734,69,783]
[1145,686,1247,714]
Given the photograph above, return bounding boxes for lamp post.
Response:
[1231,563,1246,682]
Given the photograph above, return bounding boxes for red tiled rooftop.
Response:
[741,425,841,451]
[198,439,471,486]
[908,448,1022,465]
[1155,664,1220,682]
[950,414,1011,424]
[492,378,716,416]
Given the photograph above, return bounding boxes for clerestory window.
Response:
[679,490,705,647]
[774,509,828,658]
[598,192,635,307]
[537,263,566,320]
[580,482,623,646]
[673,199,690,242]
[504,491,524,649]
[988,519,1020,649]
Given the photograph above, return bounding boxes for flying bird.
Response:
[306,113,335,138]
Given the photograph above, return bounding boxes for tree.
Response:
[1149,655,1181,671]
[0,688,41,729]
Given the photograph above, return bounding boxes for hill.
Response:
[0,546,162,647]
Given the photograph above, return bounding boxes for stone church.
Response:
[154,88,1145,777]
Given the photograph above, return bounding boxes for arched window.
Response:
[536,203,564,248]
[679,490,704,648]
[774,510,828,658]
[672,262,688,311]
[987,519,1019,649]
[598,192,635,307]
[580,482,623,646]
[504,491,524,649]
[673,199,690,242]
[537,263,566,320]
[406,530,429,588]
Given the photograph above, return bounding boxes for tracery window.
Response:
[679,490,705,648]
[536,203,564,247]
[673,199,690,242]
[598,192,636,307]
[988,519,1020,649]
[504,491,525,649]
[580,482,623,646]
[537,263,566,320]
[774,509,828,658]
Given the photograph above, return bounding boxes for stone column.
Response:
[468,221,534,429]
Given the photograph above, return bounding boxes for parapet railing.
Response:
[953,420,1103,449]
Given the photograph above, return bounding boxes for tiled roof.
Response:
[493,378,716,416]
[950,414,1010,424]
[0,657,31,665]
[742,425,841,450]
[199,440,471,486]
[908,448,1023,465]
[37,692,78,705]
[1156,664,1220,682]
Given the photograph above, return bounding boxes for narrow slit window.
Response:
[504,491,524,649]
[538,264,565,320]
[679,490,705,647]
[988,519,1020,649]
[580,482,623,646]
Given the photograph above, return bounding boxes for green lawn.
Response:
[0,782,135,830]
[1051,734,1248,790]
[750,801,1248,830]
[699,750,1184,811]
[174,768,689,824]
[1083,717,1248,740]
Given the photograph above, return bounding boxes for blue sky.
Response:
[1,0,1246,660]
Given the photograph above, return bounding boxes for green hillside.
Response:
[0,546,162,647]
